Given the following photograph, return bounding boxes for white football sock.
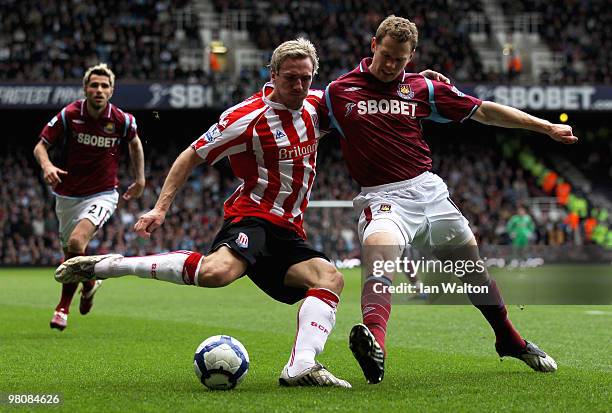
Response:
[93,251,203,285]
[286,288,339,377]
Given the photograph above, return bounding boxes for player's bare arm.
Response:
[123,136,146,201]
[472,101,578,144]
[134,147,204,238]
[33,140,67,186]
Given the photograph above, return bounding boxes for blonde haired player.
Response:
[56,40,352,388]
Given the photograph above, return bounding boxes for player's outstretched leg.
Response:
[56,251,204,285]
[436,242,557,373]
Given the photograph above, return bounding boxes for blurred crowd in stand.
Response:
[1,0,609,96]
[2,136,598,265]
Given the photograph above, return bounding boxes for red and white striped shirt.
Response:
[191,83,323,239]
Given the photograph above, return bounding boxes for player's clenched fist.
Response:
[548,124,578,144]
[134,208,166,238]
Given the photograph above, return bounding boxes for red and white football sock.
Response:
[93,251,203,286]
[286,288,338,377]
[361,275,392,354]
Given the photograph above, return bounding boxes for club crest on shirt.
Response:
[104,122,115,134]
[397,83,414,100]
[379,204,392,212]
[236,232,249,249]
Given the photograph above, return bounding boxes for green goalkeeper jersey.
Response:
[506,214,535,245]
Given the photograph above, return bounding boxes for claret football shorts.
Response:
[210,217,330,304]
[354,172,473,252]
[55,190,119,248]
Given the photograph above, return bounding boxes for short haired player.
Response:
[34,63,145,331]
[325,15,576,383]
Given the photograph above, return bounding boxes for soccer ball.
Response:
[193,335,249,390]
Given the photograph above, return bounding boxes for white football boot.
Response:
[55,254,122,283]
[497,340,557,373]
[279,362,352,388]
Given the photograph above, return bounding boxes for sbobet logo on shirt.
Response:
[76,133,119,148]
[356,99,417,118]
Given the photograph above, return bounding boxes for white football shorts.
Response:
[354,172,473,252]
[55,190,119,248]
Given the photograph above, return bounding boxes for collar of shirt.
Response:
[80,99,113,120]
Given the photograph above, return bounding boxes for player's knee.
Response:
[66,234,87,254]
[315,267,344,295]
[198,253,243,287]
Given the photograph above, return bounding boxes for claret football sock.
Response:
[286,288,338,377]
[469,280,525,350]
[93,251,203,285]
[361,275,392,354]
[56,252,83,312]
[56,283,78,313]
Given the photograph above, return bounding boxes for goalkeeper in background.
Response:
[506,205,535,266]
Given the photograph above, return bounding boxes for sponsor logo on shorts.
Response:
[236,232,249,249]
[398,83,415,99]
[104,122,115,134]
[379,204,392,212]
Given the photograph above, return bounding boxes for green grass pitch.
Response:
[1,266,610,412]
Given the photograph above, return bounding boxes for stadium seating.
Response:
[499,0,612,84]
